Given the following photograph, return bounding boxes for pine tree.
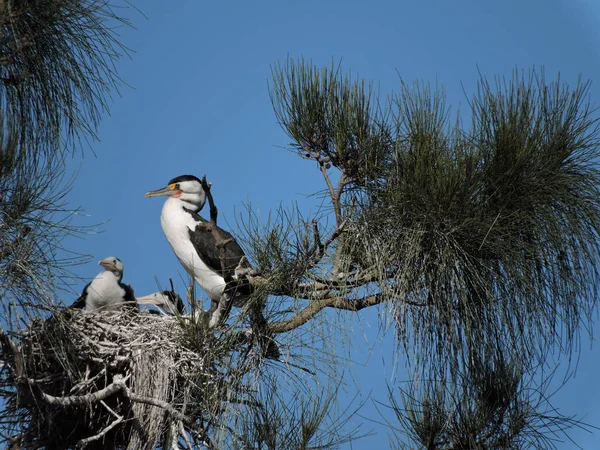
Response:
[1,3,599,448]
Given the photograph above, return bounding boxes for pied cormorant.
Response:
[145,175,250,309]
[70,256,135,311]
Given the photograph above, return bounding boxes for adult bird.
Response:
[145,175,252,321]
[146,175,280,357]
[70,257,135,312]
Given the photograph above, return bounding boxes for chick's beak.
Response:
[98,258,115,271]
[136,294,161,306]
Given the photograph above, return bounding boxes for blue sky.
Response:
[61,0,600,447]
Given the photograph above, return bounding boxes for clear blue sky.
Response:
[62,0,600,447]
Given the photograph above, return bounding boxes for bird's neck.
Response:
[165,196,200,213]
[161,197,199,236]
[95,270,122,285]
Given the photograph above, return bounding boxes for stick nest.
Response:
[0,309,232,449]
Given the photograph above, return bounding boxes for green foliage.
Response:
[0,114,90,319]
[363,72,600,379]
[386,358,592,450]
[230,376,364,450]
[238,204,319,296]
[271,58,391,181]
[1,5,598,441]
[269,59,600,447]
[274,62,600,379]
[0,0,134,317]
[0,0,131,156]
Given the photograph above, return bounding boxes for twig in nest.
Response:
[28,374,131,407]
[75,401,124,448]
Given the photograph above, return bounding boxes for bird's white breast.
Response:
[161,198,226,301]
[86,272,126,311]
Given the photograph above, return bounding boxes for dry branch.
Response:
[28,374,130,407]
[201,175,218,225]
[267,293,387,334]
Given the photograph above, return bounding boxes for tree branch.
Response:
[267,294,386,333]
[201,175,218,225]
[312,219,323,256]
[309,218,348,269]
[320,164,341,225]
[267,289,430,334]
[322,218,348,252]
[28,374,131,407]
[300,267,379,290]
[209,291,233,328]
[75,402,124,448]
[336,172,348,207]
[0,432,22,450]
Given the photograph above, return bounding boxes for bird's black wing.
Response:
[69,284,89,309]
[184,208,245,280]
[121,283,137,310]
[164,291,185,314]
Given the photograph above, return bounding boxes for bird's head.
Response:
[136,291,185,315]
[145,175,206,212]
[99,256,124,281]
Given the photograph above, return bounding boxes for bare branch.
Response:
[75,404,124,448]
[300,266,379,290]
[209,291,234,328]
[312,219,323,256]
[267,286,433,334]
[124,389,217,450]
[268,294,386,334]
[201,175,218,225]
[309,218,348,270]
[28,374,131,407]
[0,432,22,450]
[322,218,348,252]
[320,164,341,225]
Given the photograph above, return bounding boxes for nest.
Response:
[0,309,240,449]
